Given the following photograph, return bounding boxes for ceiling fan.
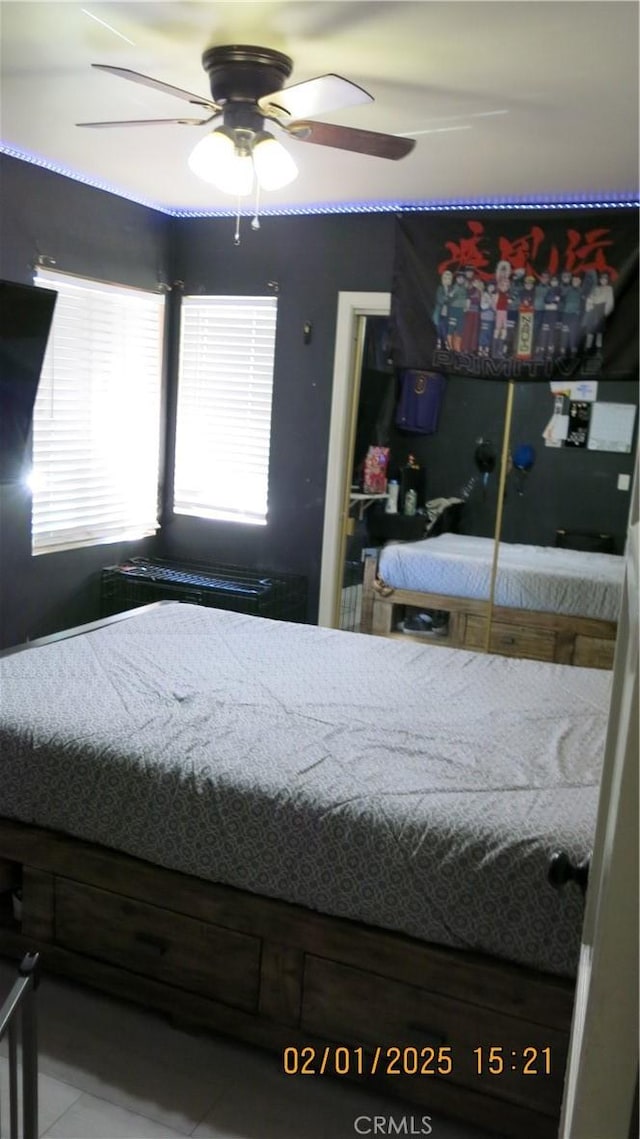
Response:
[78,44,416,199]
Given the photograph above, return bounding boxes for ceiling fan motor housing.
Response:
[202,45,293,132]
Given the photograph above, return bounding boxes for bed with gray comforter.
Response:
[0,601,610,979]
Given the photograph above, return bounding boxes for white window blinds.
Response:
[32,269,164,555]
[173,295,277,525]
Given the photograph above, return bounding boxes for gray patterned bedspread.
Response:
[0,602,611,977]
[379,533,623,620]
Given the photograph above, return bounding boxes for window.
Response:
[32,269,164,555]
[173,295,277,525]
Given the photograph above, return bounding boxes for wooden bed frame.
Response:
[0,609,576,1138]
[0,819,573,1139]
[362,551,617,669]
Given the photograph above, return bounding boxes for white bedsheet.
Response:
[379,533,624,620]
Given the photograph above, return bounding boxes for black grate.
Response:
[100,557,307,623]
[339,559,364,633]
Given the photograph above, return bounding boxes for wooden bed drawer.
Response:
[464,616,556,661]
[301,955,567,1115]
[572,634,615,669]
[55,878,260,1012]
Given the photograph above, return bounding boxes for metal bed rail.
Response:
[0,953,39,1139]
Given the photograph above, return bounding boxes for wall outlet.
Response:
[617,473,631,492]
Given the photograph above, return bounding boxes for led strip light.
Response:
[2,143,638,218]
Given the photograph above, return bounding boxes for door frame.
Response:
[559,460,638,1139]
[318,291,390,627]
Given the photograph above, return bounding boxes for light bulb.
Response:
[188,128,234,182]
[188,128,254,197]
[252,132,298,191]
[216,153,254,197]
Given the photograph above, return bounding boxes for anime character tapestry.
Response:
[390,210,639,381]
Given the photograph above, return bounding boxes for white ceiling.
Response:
[1,0,638,216]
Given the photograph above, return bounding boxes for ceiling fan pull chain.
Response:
[251,181,261,232]
[234,201,241,246]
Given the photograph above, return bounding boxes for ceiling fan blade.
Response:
[91,64,219,111]
[288,120,415,160]
[258,74,372,121]
[77,117,212,128]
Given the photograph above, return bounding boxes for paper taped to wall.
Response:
[543,413,569,447]
[587,402,636,453]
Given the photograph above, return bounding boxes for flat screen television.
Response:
[0,279,58,484]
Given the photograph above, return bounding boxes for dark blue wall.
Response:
[503,379,637,548]
[0,155,171,647]
[0,154,636,647]
[157,212,396,603]
[372,373,637,549]
[0,157,397,645]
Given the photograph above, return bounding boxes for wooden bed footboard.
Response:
[362,552,617,668]
[0,819,573,1138]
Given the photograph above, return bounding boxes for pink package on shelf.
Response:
[362,446,390,494]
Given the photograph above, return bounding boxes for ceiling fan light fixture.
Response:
[188,125,233,180]
[188,127,254,196]
[252,131,298,191]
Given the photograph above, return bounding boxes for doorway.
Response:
[341,314,398,632]
[318,292,391,628]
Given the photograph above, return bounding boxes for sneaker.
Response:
[430,610,450,636]
[400,612,435,636]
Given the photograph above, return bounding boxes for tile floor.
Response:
[0,957,504,1139]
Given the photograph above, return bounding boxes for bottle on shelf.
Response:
[385,480,399,514]
[401,453,422,512]
[404,488,418,516]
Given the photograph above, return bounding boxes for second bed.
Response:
[363,533,623,667]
